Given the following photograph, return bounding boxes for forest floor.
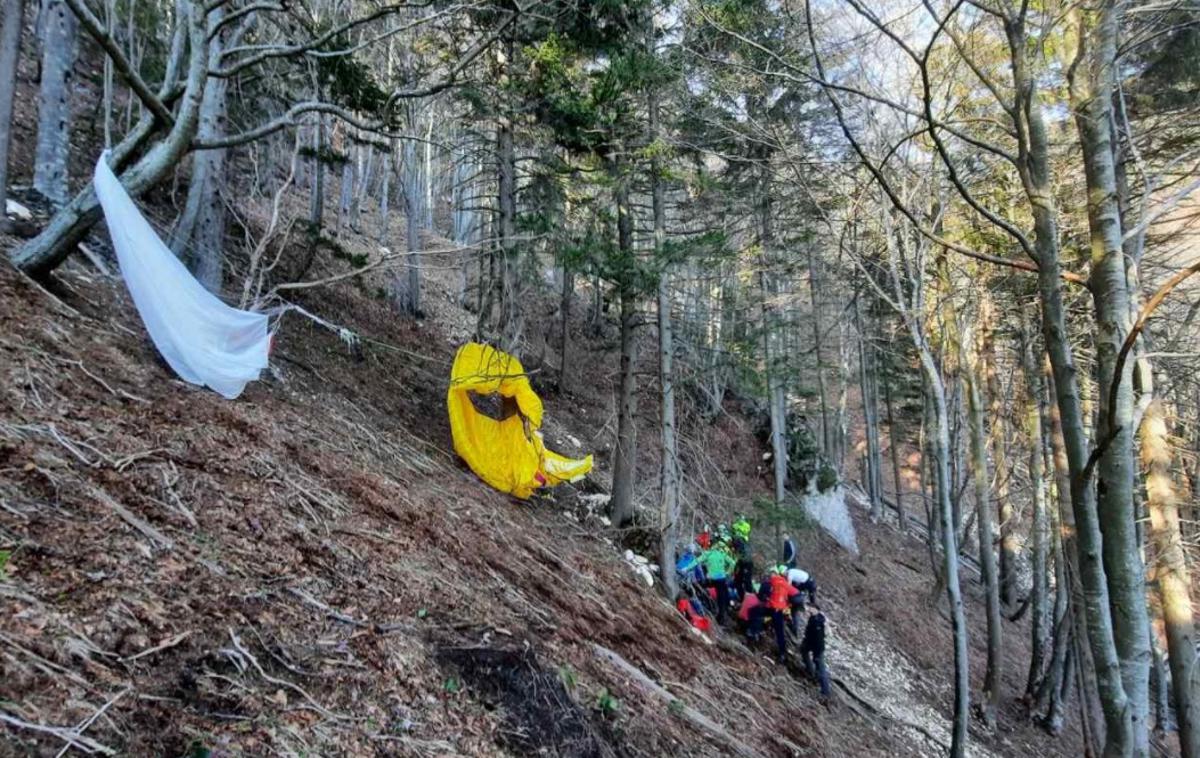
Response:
[0,203,1087,756]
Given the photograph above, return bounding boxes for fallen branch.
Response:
[55,688,130,758]
[592,644,764,758]
[0,709,114,755]
[92,487,175,551]
[122,631,191,663]
[226,628,343,722]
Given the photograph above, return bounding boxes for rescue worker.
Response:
[731,533,755,596]
[732,515,751,542]
[699,543,737,624]
[781,535,797,569]
[737,585,764,643]
[800,604,831,697]
[787,566,818,633]
[765,565,800,663]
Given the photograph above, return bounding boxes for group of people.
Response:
[675,518,831,698]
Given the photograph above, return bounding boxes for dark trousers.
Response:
[747,605,766,641]
[707,579,730,623]
[734,561,754,595]
[790,598,806,636]
[771,609,788,661]
[802,644,830,696]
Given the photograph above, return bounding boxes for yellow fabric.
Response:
[448,342,593,499]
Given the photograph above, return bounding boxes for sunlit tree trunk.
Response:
[1141,397,1199,758]
[1069,6,1151,753]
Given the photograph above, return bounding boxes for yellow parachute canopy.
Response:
[448,342,593,499]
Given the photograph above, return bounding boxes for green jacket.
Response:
[699,548,737,580]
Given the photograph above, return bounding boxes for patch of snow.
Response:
[6,199,32,220]
[801,485,859,556]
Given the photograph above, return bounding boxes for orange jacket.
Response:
[766,573,799,611]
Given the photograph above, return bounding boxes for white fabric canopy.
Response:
[93,152,270,399]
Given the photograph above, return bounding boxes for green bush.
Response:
[816,462,839,493]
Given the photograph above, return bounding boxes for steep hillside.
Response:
[1,211,1084,757]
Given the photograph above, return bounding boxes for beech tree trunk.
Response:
[1023,336,1050,700]
[33,0,78,206]
[308,116,325,228]
[337,144,354,237]
[919,344,970,758]
[169,6,232,293]
[0,0,24,213]
[884,367,906,532]
[494,35,520,351]
[1069,5,1151,753]
[394,137,421,316]
[967,353,1002,728]
[986,304,1017,607]
[1141,398,1199,758]
[857,299,883,520]
[807,246,832,460]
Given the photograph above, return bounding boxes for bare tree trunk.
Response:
[967,350,1002,728]
[394,136,421,316]
[759,165,787,509]
[1024,335,1050,700]
[350,143,369,231]
[609,165,637,529]
[610,288,639,528]
[647,40,678,595]
[807,246,831,460]
[337,143,354,237]
[1047,361,1106,745]
[33,0,78,206]
[377,147,390,241]
[1069,7,1151,753]
[558,267,572,391]
[857,298,883,520]
[985,304,1017,607]
[920,347,970,757]
[884,366,906,532]
[1142,398,1200,758]
[169,6,233,293]
[658,267,679,598]
[0,0,24,215]
[494,36,519,350]
[308,115,325,228]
